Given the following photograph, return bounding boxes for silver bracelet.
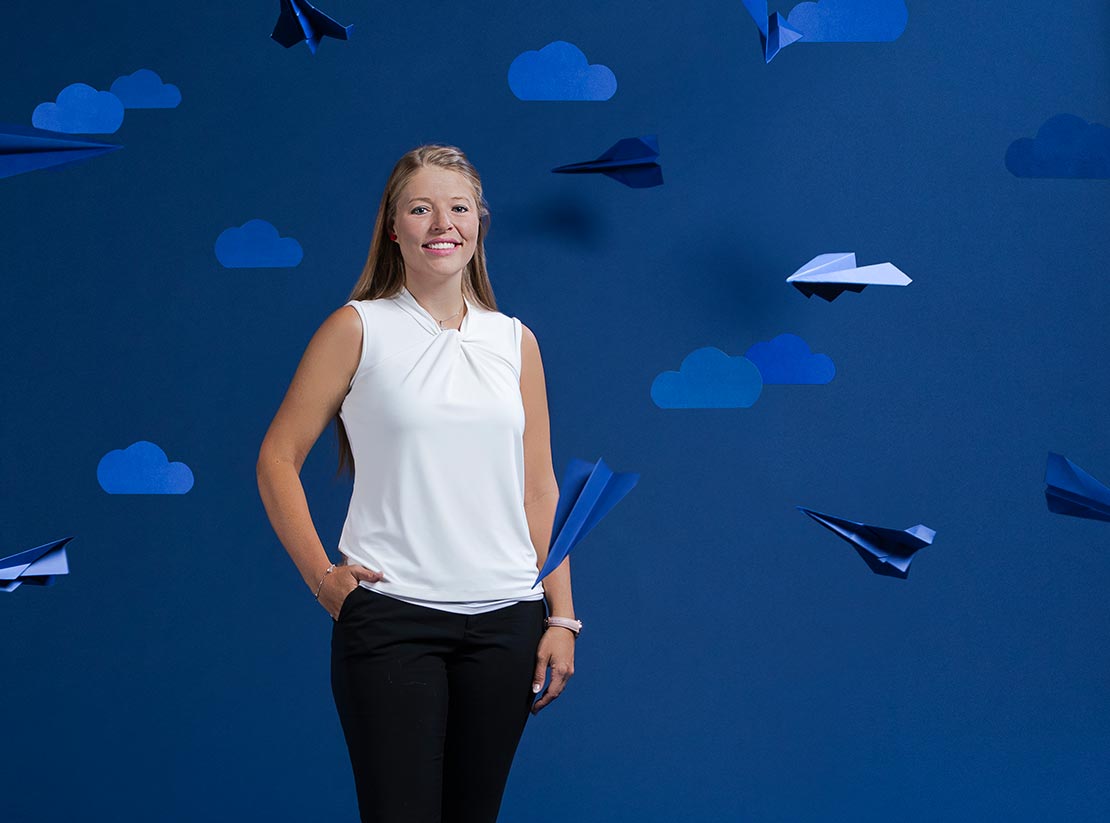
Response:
[545,616,582,636]
[313,563,337,600]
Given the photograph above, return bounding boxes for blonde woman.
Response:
[256,144,578,823]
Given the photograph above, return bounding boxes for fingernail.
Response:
[532,683,542,693]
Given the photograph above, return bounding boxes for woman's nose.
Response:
[431,211,454,232]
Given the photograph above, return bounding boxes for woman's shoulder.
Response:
[345,294,400,311]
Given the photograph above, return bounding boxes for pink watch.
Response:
[544,616,582,636]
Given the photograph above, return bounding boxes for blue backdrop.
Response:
[3,2,1109,820]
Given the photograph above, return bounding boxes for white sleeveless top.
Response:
[337,286,545,614]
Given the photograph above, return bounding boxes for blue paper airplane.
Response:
[741,1,803,63]
[534,458,639,587]
[1,537,73,592]
[787,252,911,301]
[1045,453,1110,523]
[797,506,934,579]
[271,0,353,54]
[0,123,121,180]
[552,136,663,188]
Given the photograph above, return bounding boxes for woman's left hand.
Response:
[530,627,576,714]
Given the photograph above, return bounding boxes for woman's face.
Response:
[392,166,481,284]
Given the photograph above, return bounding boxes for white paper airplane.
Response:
[787,252,911,301]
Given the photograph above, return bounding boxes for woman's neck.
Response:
[404,274,467,326]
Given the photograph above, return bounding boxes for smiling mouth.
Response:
[423,241,461,250]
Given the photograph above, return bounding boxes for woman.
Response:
[256,144,579,823]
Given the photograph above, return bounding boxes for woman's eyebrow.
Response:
[406,195,473,204]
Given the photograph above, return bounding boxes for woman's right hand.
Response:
[319,564,385,620]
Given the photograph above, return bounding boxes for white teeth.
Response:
[425,242,456,249]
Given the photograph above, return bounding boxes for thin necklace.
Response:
[434,305,464,328]
[410,291,464,327]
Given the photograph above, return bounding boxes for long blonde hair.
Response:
[336,144,497,478]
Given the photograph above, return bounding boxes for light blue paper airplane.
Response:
[552,136,663,188]
[741,0,804,62]
[1,537,73,592]
[271,0,353,54]
[0,123,121,180]
[787,252,911,301]
[534,458,639,587]
[797,507,933,578]
[1045,453,1110,523]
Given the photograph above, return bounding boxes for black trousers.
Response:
[331,586,548,823]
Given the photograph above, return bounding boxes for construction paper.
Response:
[32,83,124,134]
[786,0,908,42]
[508,41,616,101]
[1,537,73,592]
[741,1,804,63]
[1006,114,1110,179]
[215,219,303,268]
[552,136,662,188]
[651,347,763,408]
[109,69,181,109]
[97,441,194,494]
[271,0,353,54]
[0,123,121,179]
[744,334,835,384]
[797,506,934,578]
[1045,453,1110,522]
[787,252,911,301]
[534,458,639,587]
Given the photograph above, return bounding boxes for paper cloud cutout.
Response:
[651,347,763,408]
[32,83,124,134]
[787,0,908,42]
[109,69,181,109]
[508,41,617,101]
[98,441,194,494]
[744,334,835,384]
[1005,114,1110,179]
[215,219,304,268]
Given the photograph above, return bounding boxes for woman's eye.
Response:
[411,206,429,215]
[452,205,469,213]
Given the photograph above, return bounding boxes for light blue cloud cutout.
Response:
[109,69,182,109]
[651,347,763,408]
[32,83,124,134]
[215,219,304,268]
[744,333,835,384]
[98,441,194,494]
[787,0,908,42]
[508,41,616,101]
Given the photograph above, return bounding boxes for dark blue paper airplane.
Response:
[552,136,663,188]
[534,458,639,587]
[741,1,803,63]
[1,123,121,180]
[271,0,353,54]
[1045,453,1110,522]
[797,506,934,579]
[1,537,73,592]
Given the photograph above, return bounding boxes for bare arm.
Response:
[520,322,574,619]
[256,305,382,616]
[520,322,576,713]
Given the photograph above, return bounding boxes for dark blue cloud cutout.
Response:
[508,41,616,101]
[651,347,763,408]
[32,83,124,134]
[215,220,304,268]
[109,69,181,109]
[786,0,908,42]
[744,334,835,384]
[1006,114,1110,179]
[97,441,194,494]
